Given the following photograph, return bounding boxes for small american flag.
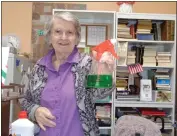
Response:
[128,63,143,74]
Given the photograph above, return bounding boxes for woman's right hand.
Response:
[35,107,56,131]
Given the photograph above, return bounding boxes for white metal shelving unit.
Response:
[53,9,117,136]
[114,12,176,136]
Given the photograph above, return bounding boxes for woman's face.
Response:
[50,18,77,54]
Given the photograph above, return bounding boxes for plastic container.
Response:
[119,3,133,13]
[117,2,135,13]
[11,111,34,136]
[86,39,118,88]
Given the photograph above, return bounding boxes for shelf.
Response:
[117,65,174,69]
[95,101,112,104]
[142,66,174,69]
[117,12,176,21]
[99,127,112,130]
[114,101,174,108]
[117,38,175,45]
[158,125,173,130]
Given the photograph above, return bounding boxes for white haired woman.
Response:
[20,12,115,136]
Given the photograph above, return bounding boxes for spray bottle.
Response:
[86,39,119,88]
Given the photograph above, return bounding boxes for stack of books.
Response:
[151,20,163,41]
[116,69,132,100]
[136,19,154,40]
[153,69,171,102]
[155,69,171,89]
[96,105,111,119]
[143,46,157,66]
[161,20,175,41]
[116,78,129,96]
[117,23,132,39]
[127,51,136,65]
[96,105,111,127]
[156,52,171,66]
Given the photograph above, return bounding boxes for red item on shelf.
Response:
[138,108,166,116]
[141,111,166,116]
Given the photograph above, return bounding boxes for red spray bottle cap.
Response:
[18,111,27,119]
[92,39,119,61]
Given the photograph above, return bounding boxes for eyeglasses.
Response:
[52,29,76,38]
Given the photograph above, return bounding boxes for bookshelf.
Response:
[115,12,176,136]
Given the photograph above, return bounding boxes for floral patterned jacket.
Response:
[19,53,115,136]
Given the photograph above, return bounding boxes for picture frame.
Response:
[86,25,108,46]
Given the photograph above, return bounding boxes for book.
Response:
[136,33,154,40]
[158,63,172,66]
[157,60,171,63]
[128,51,136,56]
[155,75,170,78]
[161,20,173,41]
[130,24,136,39]
[156,56,171,60]
[143,62,156,66]
[156,69,170,73]
[141,110,166,116]
[144,50,156,56]
[161,20,169,41]
[156,79,170,85]
[152,23,158,40]
[143,59,156,63]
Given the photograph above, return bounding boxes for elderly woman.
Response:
[20,12,115,136]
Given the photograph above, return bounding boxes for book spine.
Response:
[156,79,170,85]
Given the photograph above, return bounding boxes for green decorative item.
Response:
[84,47,90,54]
[37,30,44,36]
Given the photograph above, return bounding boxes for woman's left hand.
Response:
[92,51,115,72]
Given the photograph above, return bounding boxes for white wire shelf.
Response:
[117,65,174,69]
[99,126,112,130]
[117,38,175,45]
[114,101,174,108]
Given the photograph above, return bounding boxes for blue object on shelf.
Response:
[16,59,20,67]
[156,79,170,85]
[127,20,137,27]
[172,121,177,128]
[136,34,154,40]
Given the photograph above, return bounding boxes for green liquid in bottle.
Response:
[86,74,112,88]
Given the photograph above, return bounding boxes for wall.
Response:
[2,2,32,53]
[2,2,176,53]
[58,2,176,14]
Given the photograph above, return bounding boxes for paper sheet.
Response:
[2,47,10,85]
[87,26,106,46]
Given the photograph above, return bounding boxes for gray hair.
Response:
[44,12,81,47]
